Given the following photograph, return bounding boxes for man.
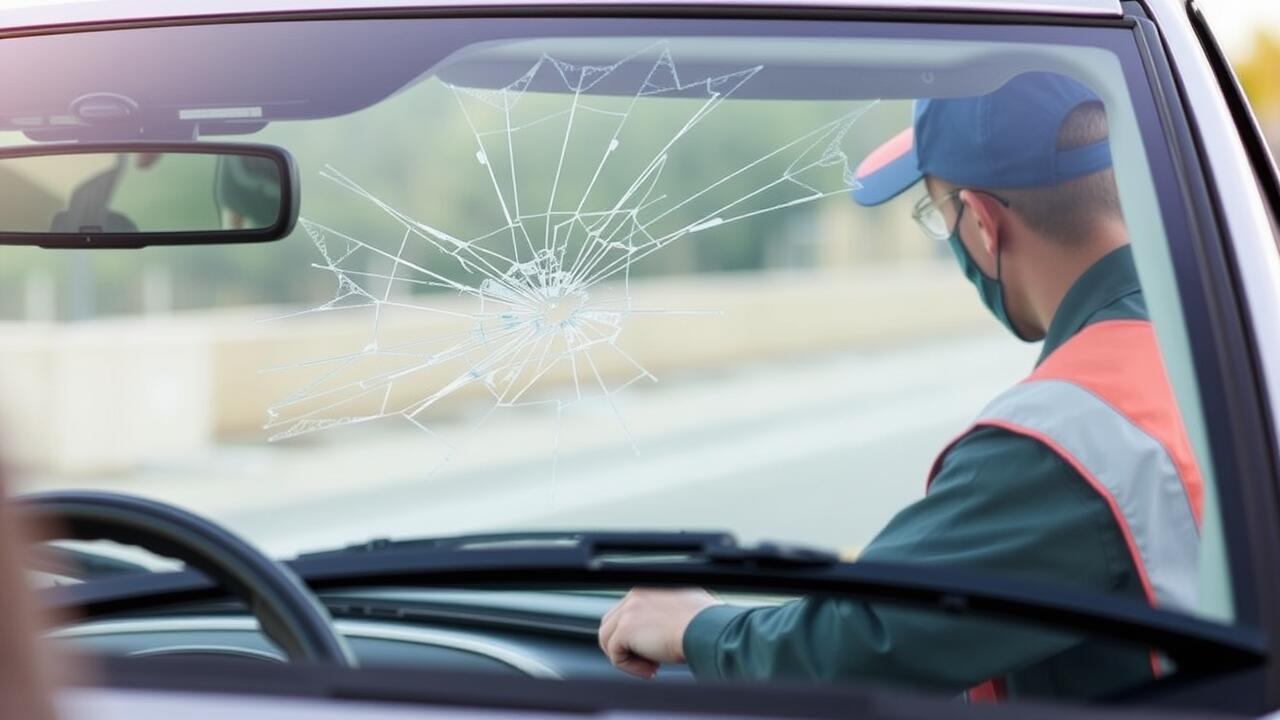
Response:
[597,72,1202,700]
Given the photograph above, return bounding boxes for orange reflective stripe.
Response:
[1027,320,1203,525]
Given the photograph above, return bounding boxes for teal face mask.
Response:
[945,205,1036,342]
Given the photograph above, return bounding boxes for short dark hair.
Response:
[991,102,1123,245]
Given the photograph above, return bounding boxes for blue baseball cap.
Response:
[852,72,1113,207]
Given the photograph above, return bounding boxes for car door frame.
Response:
[1124,0,1280,707]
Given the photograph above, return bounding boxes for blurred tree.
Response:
[1233,30,1280,144]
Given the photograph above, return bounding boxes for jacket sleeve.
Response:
[681,426,1140,693]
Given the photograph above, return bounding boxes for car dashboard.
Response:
[48,588,694,681]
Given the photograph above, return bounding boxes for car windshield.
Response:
[0,13,1245,702]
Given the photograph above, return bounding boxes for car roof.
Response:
[0,0,1122,33]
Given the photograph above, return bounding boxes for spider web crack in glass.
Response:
[264,40,876,473]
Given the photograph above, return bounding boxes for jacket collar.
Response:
[1037,244,1142,365]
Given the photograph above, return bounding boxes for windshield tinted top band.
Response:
[0,0,1124,34]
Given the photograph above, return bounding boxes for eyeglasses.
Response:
[910,189,1011,242]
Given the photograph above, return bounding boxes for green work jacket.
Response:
[683,245,1156,700]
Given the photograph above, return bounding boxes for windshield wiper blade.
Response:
[296,530,840,568]
[300,530,731,555]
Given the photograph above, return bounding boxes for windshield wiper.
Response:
[296,530,841,568]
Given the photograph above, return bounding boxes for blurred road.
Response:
[203,332,1038,557]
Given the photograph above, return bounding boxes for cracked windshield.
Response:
[1,17,1210,643]
[9,24,1003,561]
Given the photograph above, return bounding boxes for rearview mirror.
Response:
[0,143,298,247]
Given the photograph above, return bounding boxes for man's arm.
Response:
[600,427,1140,693]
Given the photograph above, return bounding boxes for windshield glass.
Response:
[0,15,1237,702]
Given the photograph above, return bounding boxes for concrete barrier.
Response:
[0,320,211,474]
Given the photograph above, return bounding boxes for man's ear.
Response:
[958,190,1007,258]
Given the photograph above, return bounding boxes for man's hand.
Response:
[597,588,721,678]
